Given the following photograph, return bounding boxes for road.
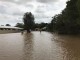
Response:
[0,31,80,60]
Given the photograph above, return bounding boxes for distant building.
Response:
[0,26,23,34]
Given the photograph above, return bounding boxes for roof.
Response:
[0,26,23,29]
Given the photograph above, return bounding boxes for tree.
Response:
[34,23,48,31]
[61,0,79,34]
[39,23,48,29]
[15,23,24,28]
[23,12,35,33]
[6,24,11,26]
[48,0,80,34]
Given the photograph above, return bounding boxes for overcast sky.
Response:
[0,0,68,26]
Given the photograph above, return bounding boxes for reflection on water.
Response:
[52,34,80,60]
[23,33,34,60]
[0,32,80,60]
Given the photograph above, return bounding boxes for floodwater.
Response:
[0,31,80,60]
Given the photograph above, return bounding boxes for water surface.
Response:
[0,31,80,60]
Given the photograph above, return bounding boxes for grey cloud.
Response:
[25,4,34,10]
[0,5,22,16]
[36,0,58,3]
[0,2,25,16]
[0,0,33,4]
[1,0,59,4]
[0,0,68,25]
[34,4,48,13]
[25,4,34,8]
[0,14,23,26]
[35,8,45,13]
[34,12,51,19]
[35,18,52,23]
[0,5,8,14]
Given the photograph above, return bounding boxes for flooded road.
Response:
[0,31,80,60]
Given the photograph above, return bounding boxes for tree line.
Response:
[48,0,80,34]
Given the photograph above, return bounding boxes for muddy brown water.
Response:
[0,31,80,60]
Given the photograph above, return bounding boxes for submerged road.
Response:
[0,31,80,60]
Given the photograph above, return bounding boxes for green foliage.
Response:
[34,23,48,31]
[5,24,11,26]
[77,0,80,14]
[77,0,80,25]
[23,12,35,32]
[39,23,48,29]
[15,23,24,28]
[48,0,80,34]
